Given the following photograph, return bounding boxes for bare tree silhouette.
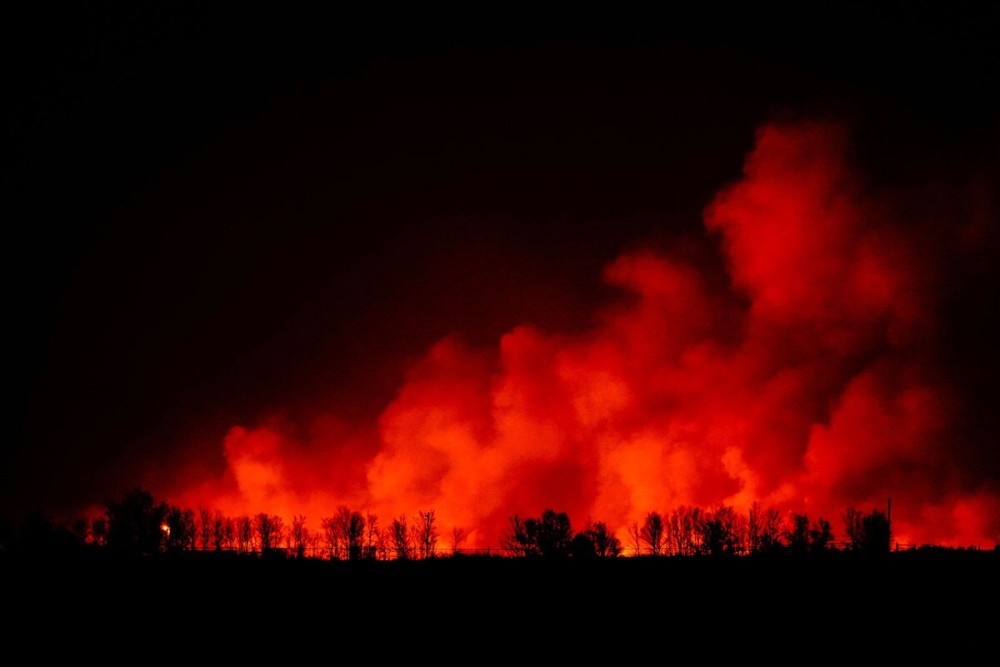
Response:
[210,511,228,551]
[365,512,380,559]
[253,513,284,554]
[640,511,665,556]
[321,516,341,559]
[290,515,308,559]
[788,513,811,555]
[845,507,890,554]
[747,502,783,554]
[666,506,704,555]
[700,505,744,556]
[503,515,530,557]
[502,509,574,558]
[627,521,642,556]
[415,510,438,559]
[584,521,622,558]
[197,507,213,551]
[391,515,411,560]
[809,517,834,553]
[337,507,366,560]
[235,515,254,554]
[376,523,391,560]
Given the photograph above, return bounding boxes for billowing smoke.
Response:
[170,120,1000,547]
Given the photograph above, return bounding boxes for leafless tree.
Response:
[639,511,665,556]
[666,506,704,555]
[501,510,573,558]
[844,507,863,548]
[761,507,783,552]
[211,511,227,551]
[290,515,308,559]
[747,501,763,553]
[235,515,254,553]
[335,506,365,560]
[253,513,284,553]
[365,512,380,559]
[376,524,391,561]
[198,507,213,551]
[809,517,834,552]
[306,529,322,558]
[700,505,744,556]
[844,507,889,554]
[503,515,529,557]
[627,521,642,556]
[787,513,811,554]
[415,510,438,559]
[222,515,236,551]
[321,516,342,559]
[391,515,411,560]
[585,521,622,558]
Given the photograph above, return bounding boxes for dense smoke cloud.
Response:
[171,120,1000,547]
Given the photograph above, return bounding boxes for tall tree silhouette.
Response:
[330,507,365,560]
[787,514,811,555]
[627,521,642,556]
[235,515,254,553]
[845,508,890,554]
[210,511,229,551]
[504,515,530,556]
[809,517,834,553]
[640,512,665,556]
[700,506,743,556]
[105,488,166,556]
[321,516,341,559]
[666,506,704,555]
[747,502,784,554]
[415,510,438,559]
[290,515,308,559]
[584,521,622,558]
[365,512,380,559]
[391,515,411,560]
[254,513,284,553]
[503,509,574,558]
[164,506,196,552]
[197,507,213,551]
[533,510,573,558]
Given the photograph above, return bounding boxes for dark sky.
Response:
[4,5,998,517]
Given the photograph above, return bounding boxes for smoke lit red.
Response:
[169,120,1000,548]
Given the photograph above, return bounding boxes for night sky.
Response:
[4,5,998,530]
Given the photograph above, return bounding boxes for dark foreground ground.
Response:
[3,550,995,659]
[5,550,996,614]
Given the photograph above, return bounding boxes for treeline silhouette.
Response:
[2,487,968,560]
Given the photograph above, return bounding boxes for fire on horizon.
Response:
[6,7,999,552]
[161,121,999,549]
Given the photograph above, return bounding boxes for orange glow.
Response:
[165,120,999,549]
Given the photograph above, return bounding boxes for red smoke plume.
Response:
[170,120,1000,548]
